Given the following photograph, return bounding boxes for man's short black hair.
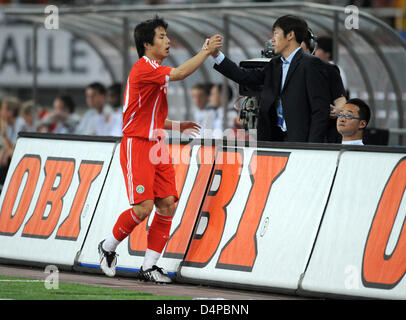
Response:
[108,83,122,97]
[215,83,233,103]
[58,95,75,113]
[272,15,308,45]
[86,82,106,95]
[193,82,213,96]
[316,36,333,60]
[134,15,168,58]
[347,98,371,126]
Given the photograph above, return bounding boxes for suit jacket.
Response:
[213,48,331,143]
[319,61,346,144]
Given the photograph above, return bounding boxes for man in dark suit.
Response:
[211,15,331,143]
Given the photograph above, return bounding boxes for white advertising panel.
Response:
[301,151,406,299]
[0,137,116,266]
[179,147,339,292]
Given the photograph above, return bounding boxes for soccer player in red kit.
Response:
[98,16,222,283]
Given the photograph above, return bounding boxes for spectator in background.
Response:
[314,36,333,62]
[75,82,113,136]
[15,100,37,133]
[207,83,237,138]
[106,83,123,137]
[0,97,21,193]
[337,98,370,145]
[301,29,346,143]
[0,97,20,153]
[38,95,80,134]
[315,36,348,94]
[190,82,212,131]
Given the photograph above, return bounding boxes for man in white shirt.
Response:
[337,98,370,145]
[15,101,37,134]
[106,83,123,137]
[75,82,113,136]
[206,83,237,139]
[191,82,211,130]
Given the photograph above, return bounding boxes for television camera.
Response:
[237,40,277,130]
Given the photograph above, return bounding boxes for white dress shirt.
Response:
[342,139,364,145]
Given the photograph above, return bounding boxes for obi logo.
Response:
[0,154,103,240]
[136,185,145,194]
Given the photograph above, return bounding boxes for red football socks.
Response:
[112,208,142,242]
[147,212,173,254]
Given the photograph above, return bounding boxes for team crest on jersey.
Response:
[136,185,145,194]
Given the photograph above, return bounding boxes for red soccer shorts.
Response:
[120,136,179,205]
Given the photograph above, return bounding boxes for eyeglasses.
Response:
[337,113,361,120]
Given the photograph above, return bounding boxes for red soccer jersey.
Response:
[122,56,173,140]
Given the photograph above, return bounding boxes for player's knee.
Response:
[132,201,154,220]
[155,197,176,217]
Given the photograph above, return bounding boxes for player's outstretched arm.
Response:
[169,34,222,82]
